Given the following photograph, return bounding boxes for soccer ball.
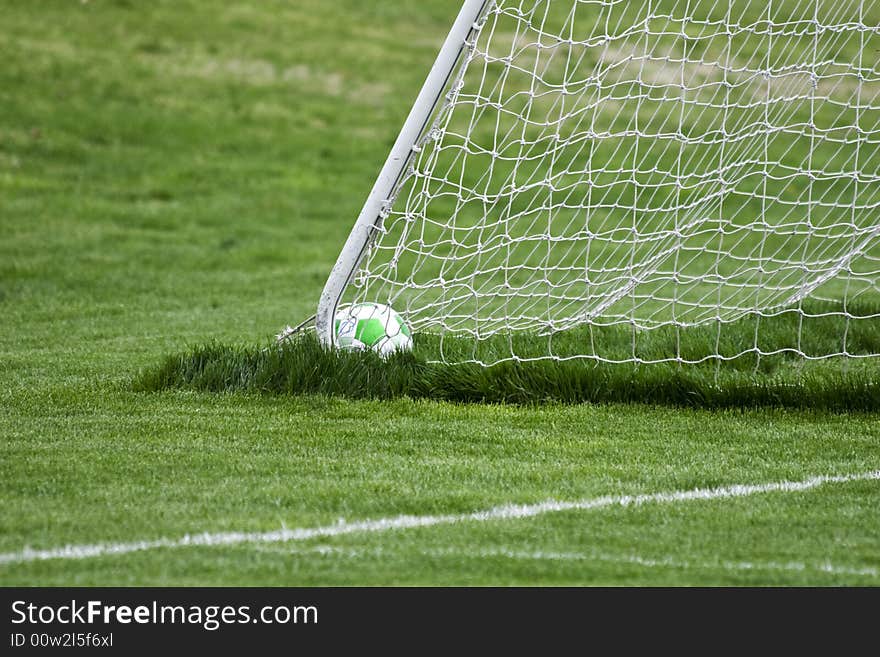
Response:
[334,303,413,356]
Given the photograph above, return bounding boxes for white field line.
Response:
[1,470,878,566]
[254,544,880,579]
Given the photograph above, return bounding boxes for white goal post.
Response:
[317,0,879,366]
[316,0,494,347]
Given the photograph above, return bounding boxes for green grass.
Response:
[138,301,880,410]
[2,0,879,586]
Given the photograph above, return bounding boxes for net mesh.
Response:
[348,0,880,365]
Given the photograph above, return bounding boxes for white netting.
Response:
[348,0,880,365]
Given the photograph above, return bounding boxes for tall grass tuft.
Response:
[137,304,880,411]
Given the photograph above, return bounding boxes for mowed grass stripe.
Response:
[252,545,880,580]
[3,469,876,566]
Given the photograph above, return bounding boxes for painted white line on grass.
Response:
[1,469,878,566]
[254,544,880,579]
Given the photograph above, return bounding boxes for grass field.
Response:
[2,0,879,586]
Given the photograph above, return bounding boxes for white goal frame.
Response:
[316,0,493,346]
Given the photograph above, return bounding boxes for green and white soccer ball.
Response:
[334,303,413,356]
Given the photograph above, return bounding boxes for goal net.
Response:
[318,0,880,367]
